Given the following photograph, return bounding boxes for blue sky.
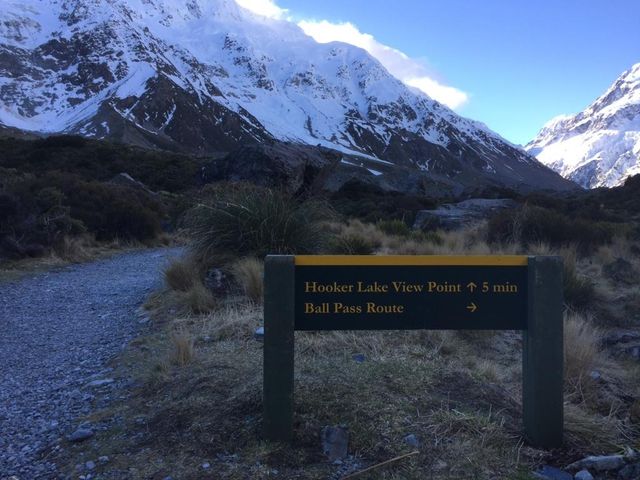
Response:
[237,0,640,145]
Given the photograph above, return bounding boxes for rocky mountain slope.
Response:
[526,63,640,188]
[0,0,575,193]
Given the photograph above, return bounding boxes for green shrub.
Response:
[487,205,613,253]
[0,136,201,193]
[186,183,333,259]
[330,180,437,223]
[0,170,165,258]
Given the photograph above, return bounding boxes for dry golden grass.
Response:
[231,257,264,303]
[564,312,603,392]
[564,403,629,452]
[170,330,195,366]
[199,302,262,341]
[594,235,635,265]
[178,281,216,314]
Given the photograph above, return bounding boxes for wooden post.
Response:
[523,256,564,448]
[263,255,295,442]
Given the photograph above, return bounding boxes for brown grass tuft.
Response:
[179,282,216,314]
[170,330,195,366]
[164,256,199,291]
[231,257,264,303]
[564,312,602,394]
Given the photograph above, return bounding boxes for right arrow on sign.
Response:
[466,302,477,313]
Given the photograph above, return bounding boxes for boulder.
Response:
[321,425,349,462]
[532,465,572,480]
[574,469,593,480]
[566,455,626,472]
[201,143,340,195]
[414,198,518,230]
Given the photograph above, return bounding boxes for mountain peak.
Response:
[526,63,640,188]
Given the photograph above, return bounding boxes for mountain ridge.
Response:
[0,0,575,193]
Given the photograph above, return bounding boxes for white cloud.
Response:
[234,2,469,110]
[297,20,468,110]
[234,0,288,19]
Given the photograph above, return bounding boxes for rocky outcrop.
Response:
[413,198,517,230]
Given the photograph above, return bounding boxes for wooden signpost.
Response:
[263,255,563,449]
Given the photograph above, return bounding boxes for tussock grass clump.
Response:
[564,312,602,393]
[564,403,627,452]
[163,256,198,292]
[563,250,596,311]
[186,184,333,258]
[170,330,195,366]
[179,282,216,314]
[231,257,264,304]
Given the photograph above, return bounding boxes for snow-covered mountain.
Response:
[0,0,574,192]
[526,63,640,188]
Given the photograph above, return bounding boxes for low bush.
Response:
[0,170,165,259]
[330,180,437,224]
[487,204,613,253]
[376,218,413,237]
[186,183,333,259]
[327,233,377,254]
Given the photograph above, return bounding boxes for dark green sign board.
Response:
[263,255,563,449]
[295,258,527,330]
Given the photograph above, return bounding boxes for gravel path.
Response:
[0,247,182,479]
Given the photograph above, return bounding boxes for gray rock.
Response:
[85,461,96,470]
[618,463,640,479]
[588,370,602,381]
[574,469,593,480]
[204,268,230,295]
[403,434,420,448]
[202,462,211,469]
[85,379,114,388]
[533,465,573,480]
[627,345,640,360]
[413,198,517,231]
[602,331,640,346]
[254,327,264,341]
[352,353,365,363]
[566,455,626,471]
[67,428,94,442]
[321,426,349,462]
